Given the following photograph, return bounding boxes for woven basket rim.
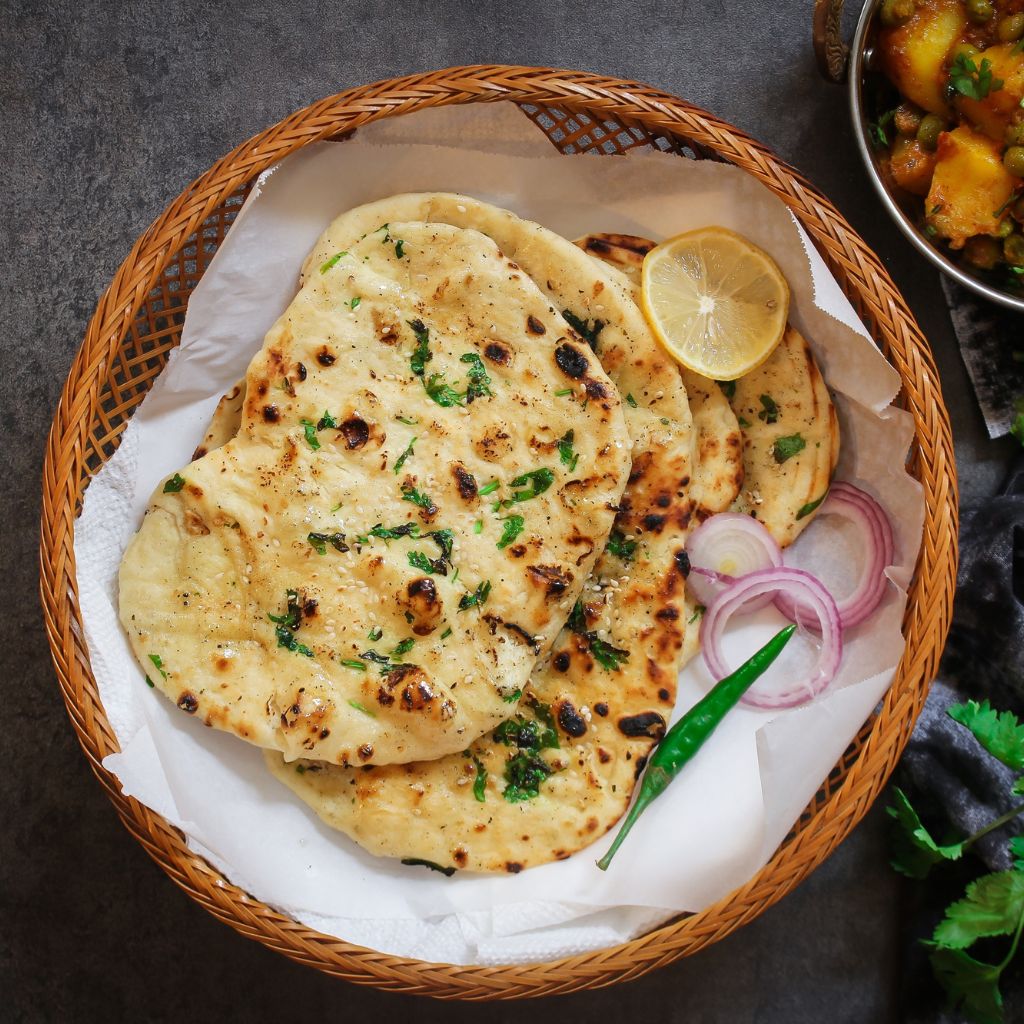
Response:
[38,64,958,998]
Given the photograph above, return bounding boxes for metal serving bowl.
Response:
[816,0,1024,312]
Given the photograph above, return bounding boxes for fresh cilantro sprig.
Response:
[561,309,605,352]
[888,699,1024,1022]
[557,429,579,472]
[949,53,1004,102]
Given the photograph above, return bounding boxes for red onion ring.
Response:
[685,513,782,609]
[775,482,894,632]
[700,567,843,709]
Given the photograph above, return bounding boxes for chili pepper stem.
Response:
[596,625,796,871]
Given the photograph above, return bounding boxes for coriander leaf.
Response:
[148,653,168,680]
[497,515,525,550]
[869,108,895,149]
[948,700,1024,772]
[933,871,1024,949]
[317,409,338,430]
[396,415,418,426]
[163,473,186,494]
[348,698,375,716]
[400,857,456,876]
[1011,836,1024,871]
[440,626,452,640]
[738,416,751,428]
[503,752,553,802]
[401,483,436,513]
[606,529,637,563]
[478,480,499,496]
[341,659,367,672]
[625,392,639,408]
[423,372,463,407]
[716,380,736,400]
[502,688,522,704]
[772,433,806,464]
[394,239,405,259]
[458,580,491,611]
[503,468,554,506]
[567,599,587,635]
[393,436,416,474]
[460,352,493,402]
[688,604,705,624]
[391,637,415,659]
[555,387,574,398]
[473,519,483,534]
[408,550,437,574]
[590,636,630,671]
[364,522,420,541]
[927,945,1006,1024]
[300,418,320,451]
[796,492,828,520]
[949,53,1004,102]
[348,296,361,310]
[472,755,487,802]
[319,251,346,273]
[758,394,779,424]
[887,786,964,879]
[307,533,326,555]
[557,429,578,472]
[367,626,383,641]
[561,309,605,352]
[307,531,348,554]
[407,318,432,377]
[1014,777,1024,797]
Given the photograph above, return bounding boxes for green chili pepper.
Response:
[597,624,796,870]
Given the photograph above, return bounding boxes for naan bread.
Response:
[575,232,838,547]
[119,219,633,767]
[573,234,744,524]
[266,199,700,872]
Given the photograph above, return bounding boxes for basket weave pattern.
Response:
[39,66,957,998]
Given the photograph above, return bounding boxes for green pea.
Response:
[1004,146,1024,178]
[963,235,1002,270]
[950,41,980,63]
[917,114,945,152]
[965,0,995,25]
[998,12,1024,41]
[1005,123,1024,147]
[997,217,1015,238]
[880,0,915,26]
[1004,234,1024,266]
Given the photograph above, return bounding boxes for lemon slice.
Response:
[640,227,790,380]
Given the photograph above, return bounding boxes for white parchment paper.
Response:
[74,103,924,965]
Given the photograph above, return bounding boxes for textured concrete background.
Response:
[3,1,1017,1021]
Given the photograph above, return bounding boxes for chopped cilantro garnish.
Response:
[408,319,431,377]
[758,394,779,424]
[796,492,828,520]
[625,392,638,408]
[458,580,491,611]
[408,529,455,575]
[555,387,574,397]
[163,473,185,494]
[307,531,348,555]
[502,468,554,506]
[567,599,587,635]
[268,589,313,657]
[503,752,553,802]
[300,419,321,451]
[424,372,464,407]
[348,698,375,716]
[148,653,168,679]
[589,636,630,671]
[868,108,895,149]
[317,410,338,430]
[396,415,418,426]
[394,239,405,259]
[496,515,525,550]
[319,251,346,273]
[606,529,637,563]
[949,52,1003,102]
[342,659,367,672]
[361,522,421,543]
[348,296,361,310]
[460,352,493,402]
[478,480,500,496]
[394,436,416,474]
[503,688,522,704]
[401,483,435,511]
[687,604,705,624]
[391,637,415,658]
[557,429,578,472]
[773,433,807,464]
[473,519,483,534]
[472,755,488,802]
[738,416,751,428]
[561,309,605,352]
[440,627,453,640]
[144,676,155,688]
[717,380,736,400]
[408,550,436,574]
[367,626,383,641]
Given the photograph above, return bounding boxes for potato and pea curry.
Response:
[870,0,1024,286]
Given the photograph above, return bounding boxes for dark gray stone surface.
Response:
[2,1,1015,1020]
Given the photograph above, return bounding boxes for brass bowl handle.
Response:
[814,0,849,82]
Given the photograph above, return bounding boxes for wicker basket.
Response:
[39,66,958,999]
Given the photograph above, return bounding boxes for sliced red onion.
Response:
[775,482,894,632]
[700,567,843,710]
[685,513,782,609]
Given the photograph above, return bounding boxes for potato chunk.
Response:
[954,42,1024,143]
[888,136,938,195]
[878,0,965,116]
[926,125,1015,247]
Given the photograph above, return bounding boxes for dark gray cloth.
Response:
[942,278,1024,440]
[898,460,1024,1022]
